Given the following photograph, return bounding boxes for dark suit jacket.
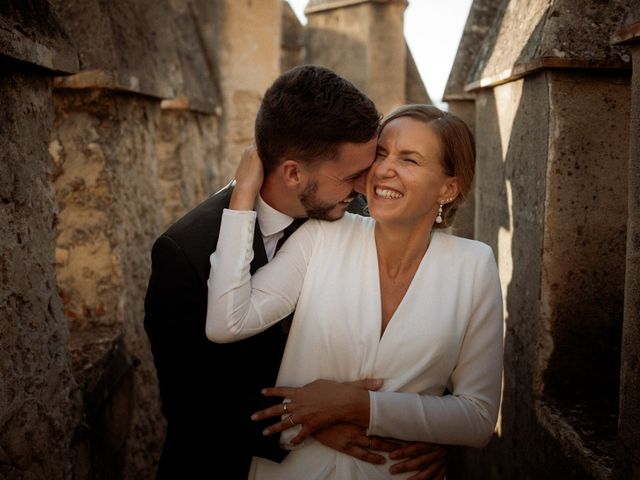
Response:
[144,185,289,480]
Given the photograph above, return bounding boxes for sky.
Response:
[286,0,473,108]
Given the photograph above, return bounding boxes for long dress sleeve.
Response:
[367,245,503,448]
[206,209,314,343]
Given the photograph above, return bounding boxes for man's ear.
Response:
[281,160,305,189]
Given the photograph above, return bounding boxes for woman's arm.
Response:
[205,147,314,343]
[368,245,503,447]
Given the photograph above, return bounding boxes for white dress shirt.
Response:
[255,194,295,262]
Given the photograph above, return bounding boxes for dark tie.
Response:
[275,218,305,254]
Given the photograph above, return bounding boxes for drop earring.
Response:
[435,203,444,224]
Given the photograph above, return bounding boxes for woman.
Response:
[207,105,503,479]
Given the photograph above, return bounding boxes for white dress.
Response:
[207,211,503,480]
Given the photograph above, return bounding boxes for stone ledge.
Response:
[536,400,615,480]
[0,17,78,74]
[611,21,640,46]
[465,56,631,92]
[305,0,407,15]
[53,70,219,115]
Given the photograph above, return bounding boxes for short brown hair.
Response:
[380,104,475,229]
[255,65,381,174]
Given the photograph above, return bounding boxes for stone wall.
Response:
[447,0,638,478]
[0,1,431,478]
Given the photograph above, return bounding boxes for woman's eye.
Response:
[404,158,418,164]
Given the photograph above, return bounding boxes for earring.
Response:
[435,203,444,224]
[435,198,452,224]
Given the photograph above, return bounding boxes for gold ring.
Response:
[283,403,289,414]
[367,436,373,449]
[287,415,296,426]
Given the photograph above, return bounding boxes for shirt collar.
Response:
[255,193,295,237]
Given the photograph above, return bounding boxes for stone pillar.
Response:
[281,0,304,72]
[443,0,503,240]
[47,0,223,476]
[0,2,81,479]
[612,7,640,478]
[305,0,408,115]
[213,0,283,184]
[455,0,632,478]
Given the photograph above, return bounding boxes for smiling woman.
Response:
[206,103,503,479]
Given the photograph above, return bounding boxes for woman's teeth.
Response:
[375,188,403,199]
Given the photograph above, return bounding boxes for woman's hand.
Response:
[230,145,264,210]
[252,378,382,445]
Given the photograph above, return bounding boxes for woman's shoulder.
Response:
[306,212,374,234]
[433,232,495,262]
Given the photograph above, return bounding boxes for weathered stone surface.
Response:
[306,0,407,115]
[443,0,502,100]
[281,1,304,72]
[0,67,80,480]
[215,0,283,185]
[50,0,219,112]
[468,0,631,88]
[616,40,640,479]
[0,0,78,73]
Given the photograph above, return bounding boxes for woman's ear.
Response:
[439,176,460,204]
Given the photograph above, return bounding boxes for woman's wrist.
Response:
[229,183,259,211]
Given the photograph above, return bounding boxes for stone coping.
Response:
[611,21,640,46]
[0,16,78,74]
[464,56,631,92]
[53,70,220,115]
[305,0,407,15]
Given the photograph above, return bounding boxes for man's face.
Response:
[300,136,377,221]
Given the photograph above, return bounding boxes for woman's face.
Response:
[366,116,458,226]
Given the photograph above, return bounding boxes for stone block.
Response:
[0,0,78,73]
[0,67,80,480]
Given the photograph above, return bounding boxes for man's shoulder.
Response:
[161,184,234,255]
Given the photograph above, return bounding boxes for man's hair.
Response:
[380,104,476,229]
[255,65,381,174]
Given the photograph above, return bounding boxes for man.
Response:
[144,65,446,479]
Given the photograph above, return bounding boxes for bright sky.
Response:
[287,0,473,109]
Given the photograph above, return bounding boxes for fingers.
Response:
[251,402,289,422]
[370,437,401,453]
[389,450,447,476]
[261,415,298,436]
[345,378,384,391]
[261,386,297,398]
[405,460,446,480]
[390,442,444,459]
[344,446,386,465]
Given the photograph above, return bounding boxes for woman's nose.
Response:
[374,156,395,178]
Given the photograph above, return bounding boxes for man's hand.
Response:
[313,423,399,465]
[389,442,447,479]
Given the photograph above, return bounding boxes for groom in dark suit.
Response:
[144,65,447,479]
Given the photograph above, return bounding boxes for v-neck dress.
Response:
[207,210,503,480]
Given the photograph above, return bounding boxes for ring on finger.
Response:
[287,415,296,426]
[283,402,289,414]
[367,436,373,449]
